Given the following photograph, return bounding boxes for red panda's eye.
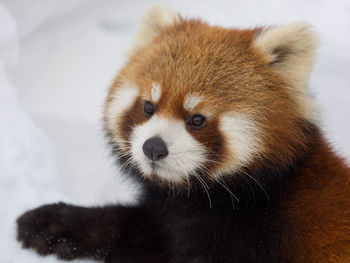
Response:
[144,101,155,117]
[187,114,206,129]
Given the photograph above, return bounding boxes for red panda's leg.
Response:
[17,202,168,262]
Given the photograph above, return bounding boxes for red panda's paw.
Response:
[17,202,80,260]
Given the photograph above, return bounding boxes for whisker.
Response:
[197,158,267,203]
[239,169,270,201]
[214,178,239,203]
[192,171,212,208]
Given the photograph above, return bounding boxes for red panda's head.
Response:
[104,6,319,187]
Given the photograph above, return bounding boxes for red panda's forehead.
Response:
[139,22,261,88]
[126,21,278,115]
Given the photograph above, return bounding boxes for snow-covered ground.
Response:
[0,0,349,262]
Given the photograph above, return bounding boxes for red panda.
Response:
[17,5,350,263]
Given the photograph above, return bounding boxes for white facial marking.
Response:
[220,114,261,170]
[130,116,206,182]
[151,82,161,103]
[184,94,202,112]
[106,83,138,134]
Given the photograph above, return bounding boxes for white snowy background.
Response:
[0,0,349,262]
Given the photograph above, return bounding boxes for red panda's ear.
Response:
[129,5,179,55]
[254,23,320,124]
[254,22,319,90]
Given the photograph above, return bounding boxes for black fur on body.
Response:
[17,125,321,263]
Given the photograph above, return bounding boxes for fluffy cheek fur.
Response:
[106,83,139,149]
[130,116,207,183]
[217,114,262,175]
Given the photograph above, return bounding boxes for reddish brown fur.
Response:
[119,97,146,140]
[276,132,350,262]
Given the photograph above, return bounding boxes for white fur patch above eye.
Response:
[220,114,261,169]
[184,94,203,112]
[151,83,161,103]
[130,116,206,182]
[106,83,138,134]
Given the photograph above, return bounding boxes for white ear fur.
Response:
[130,5,179,55]
[254,22,320,123]
[255,22,319,89]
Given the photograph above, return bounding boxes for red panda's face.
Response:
[104,11,318,186]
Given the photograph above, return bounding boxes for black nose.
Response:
[142,137,168,161]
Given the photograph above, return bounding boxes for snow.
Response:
[0,0,349,262]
